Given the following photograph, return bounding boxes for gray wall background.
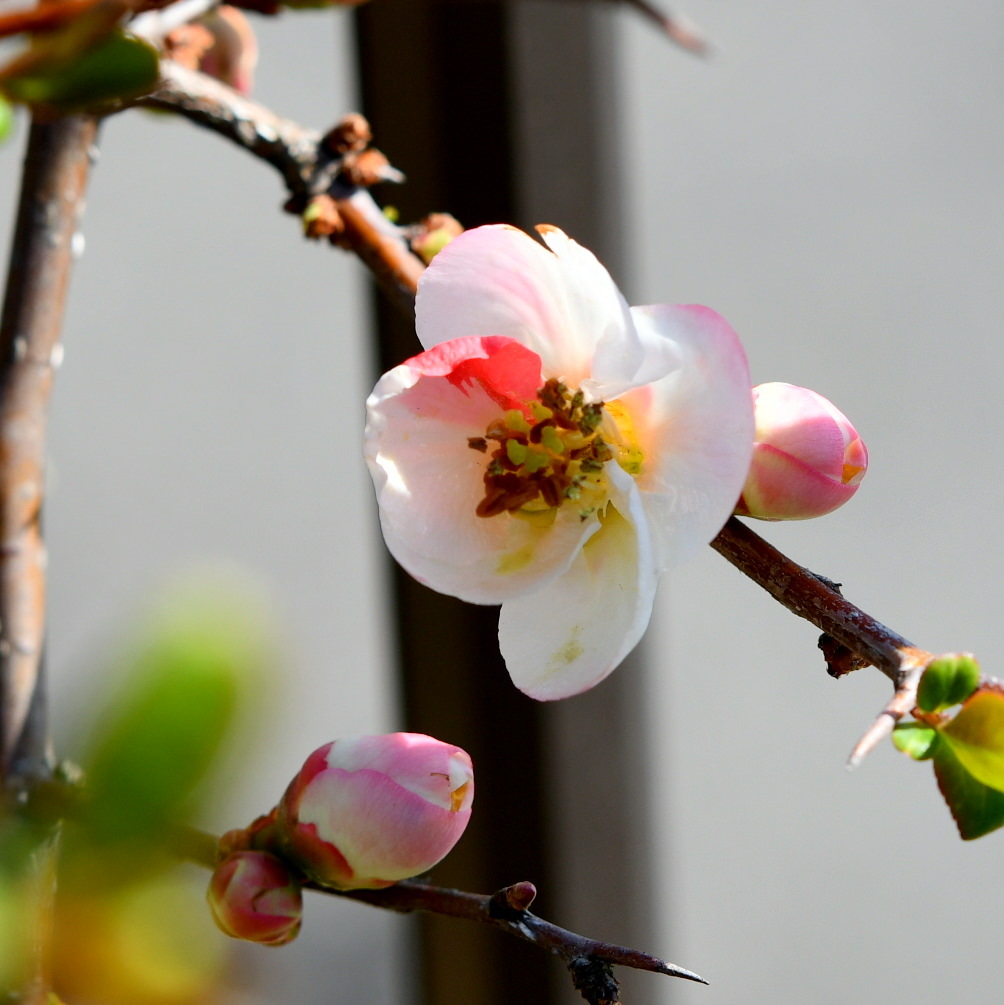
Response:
[620,3,1004,1004]
[1,2,1003,1003]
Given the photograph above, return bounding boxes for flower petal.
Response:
[498,468,658,700]
[365,335,601,603]
[415,224,638,387]
[297,768,471,885]
[618,303,754,569]
[739,442,860,520]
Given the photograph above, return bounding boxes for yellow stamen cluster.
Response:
[469,379,613,519]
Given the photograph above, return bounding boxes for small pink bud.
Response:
[736,382,868,520]
[207,851,302,946]
[275,733,474,890]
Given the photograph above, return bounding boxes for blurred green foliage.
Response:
[3,574,275,1002]
[71,576,272,862]
[1,31,158,110]
[0,96,12,141]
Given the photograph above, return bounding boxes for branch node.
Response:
[567,956,620,1005]
[489,880,537,918]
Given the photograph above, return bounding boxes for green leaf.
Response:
[944,654,981,706]
[939,686,1004,793]
[892,721,939,760]
[80,580,270,849]
[3,31,159,109]
[916,653,981,713]
[932,737,1004,840]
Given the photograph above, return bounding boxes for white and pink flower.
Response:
[365,224,754,700]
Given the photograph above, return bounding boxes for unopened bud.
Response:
[164,7,258,95]
[341,148,404,187]
[410,213,464,264]
[275,733,474,890]
[323,113,372,155]
[735,382,868,520]
[207,851,302,946]
[302,195,343,239]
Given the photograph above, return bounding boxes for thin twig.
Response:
[845,661,927,768]
[134,61,425,311]
[331,879,706,986]
[711,517,934,764]
[130,0,221,43]
[710,517,927,679]
[171,820,705,993]
[138,60,320,198]
[0,114,99,783]
[618,0,710,55]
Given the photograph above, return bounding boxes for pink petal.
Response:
[323,734,474,813]
[366,335,601,603]
[297,769,472,885]
[617,304,754,569]
[752,383,850,479]
[739,442,860,520]
[498,469,658,700]
[415,225,637,387]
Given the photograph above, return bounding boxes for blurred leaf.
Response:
[0,870,24,989]
[940,685,1004,793]
[2,30,158,109]
[932,737,1004,840]
[80,579,270,850]
[0,96,13,141]
[0,0,122,42]
[892,721,938,760]
[916,653,981,713]
[52,868,225,1005]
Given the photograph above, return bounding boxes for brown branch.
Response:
[711,517,927,680]
[335,193,424,317]
[138,60,320,199]
[329,879,706,989]
[711,517,933,763]
[172,822,705,1001]
[0,114,99,784]
[134,61,425,312]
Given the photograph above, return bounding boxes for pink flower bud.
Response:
[207,851,302,946]
[275,733,474,890]
[735,382,868,520]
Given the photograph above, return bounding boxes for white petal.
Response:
[416,224,638,387]
[619,304,754,569]
[498,469,658,700]
[365,344,602,604]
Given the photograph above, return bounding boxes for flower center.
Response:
[468,378,641,520]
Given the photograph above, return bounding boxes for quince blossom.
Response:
[365,225,754,700]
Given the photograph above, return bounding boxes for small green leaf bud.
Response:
[917,654,981,713]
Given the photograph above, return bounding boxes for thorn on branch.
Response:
[847,655,929,769]
[619,0,710,56]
